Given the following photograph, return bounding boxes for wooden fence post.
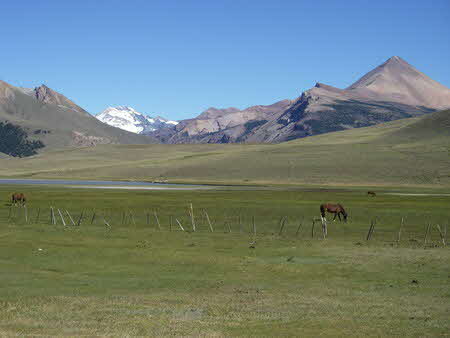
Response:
[296,217,304,237]
[444,223,448,243]
[58,209,67,226]
[204,210,214,232]
[424,222,431,246]
[321,216,327,239]
[129,210,136,226]
[175,218,185,231]
[76,210,84,226]
[154,211,161,230]
[65,210,76,225]
[24,205,28,223]
[436,224,446,246]
[35,208,41,224]
[396,217,405,243]
[226,219,232,233]
[252,216,256,235]
[91,210,96,225]
[311,218,316,238]
[366,219,376,241]
[278,216,287,236]
[190,203,196,232]
[50,207,56,225]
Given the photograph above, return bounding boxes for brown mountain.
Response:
[0,80,155,151]
[155,56,450,143]
[165,100,292,144]
[347,56,450,108]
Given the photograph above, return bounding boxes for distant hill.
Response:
[1,109,448,187]
[0,81,155,152]
[384,108,450,142]
[154,56,450,144]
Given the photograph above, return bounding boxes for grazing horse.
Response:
[320,203,347,222]
[367,191,376,197]
[11,193,26,206]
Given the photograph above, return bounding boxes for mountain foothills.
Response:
[0,108,448,186]
[0,80,154,155]
[144,56,449,144]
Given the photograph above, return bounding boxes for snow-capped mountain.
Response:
[95,106,178,134]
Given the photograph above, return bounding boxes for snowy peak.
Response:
[103,106,142,115]
[96,106,178,134]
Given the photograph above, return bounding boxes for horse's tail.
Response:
[320,204,325,217]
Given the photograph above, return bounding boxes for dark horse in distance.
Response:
[367,191,376,197]
[11,193,26,206]
[320,203,347,222]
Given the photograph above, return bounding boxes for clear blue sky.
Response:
[1,0,449,120]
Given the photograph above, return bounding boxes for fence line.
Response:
[0,206,447,246]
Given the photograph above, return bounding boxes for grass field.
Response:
[0,110,449,187]
[0,185,448,336]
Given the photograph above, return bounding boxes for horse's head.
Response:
[341,208,348,222]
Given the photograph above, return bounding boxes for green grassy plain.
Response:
[0,185,448,336]
[0,110,449,187]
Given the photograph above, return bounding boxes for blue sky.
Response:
[1,0,449,120]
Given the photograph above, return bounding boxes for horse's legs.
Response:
[332,213,337,221]
[338,213,342,222]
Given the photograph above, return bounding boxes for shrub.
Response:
[0,121,45,157]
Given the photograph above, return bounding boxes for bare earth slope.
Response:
[155,57,450,144]
[0,80,155,150]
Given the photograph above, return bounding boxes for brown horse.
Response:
[320,203,347,222]
[367,191,376,197]
[11,193,26,206]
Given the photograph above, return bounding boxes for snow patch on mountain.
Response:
[96,106,178,134]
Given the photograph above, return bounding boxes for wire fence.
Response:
[1,204,448,247]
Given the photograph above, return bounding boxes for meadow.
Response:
[0,185,448,336]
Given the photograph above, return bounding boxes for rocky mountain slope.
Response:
[96,106,177,134]
[0,81,155,151]
[155,56,450,144]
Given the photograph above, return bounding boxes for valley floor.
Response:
[0,185,448,336]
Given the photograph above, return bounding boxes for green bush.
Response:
[0,121,45,157]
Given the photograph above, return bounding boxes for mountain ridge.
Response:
[0,81,155,152]
[154,56,450,144]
